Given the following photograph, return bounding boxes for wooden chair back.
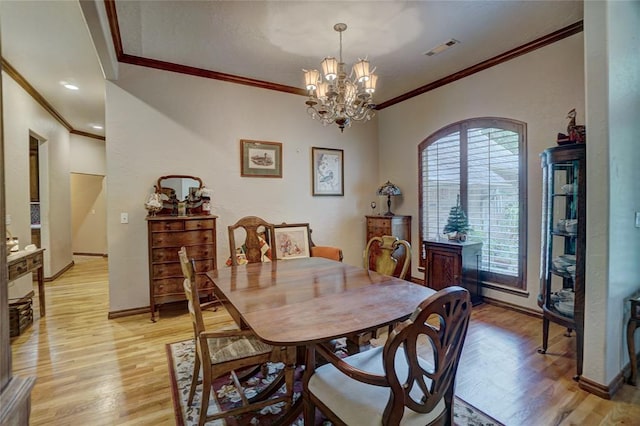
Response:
[182,276,208,361]
[364,235,411,279]
[178,246,195,280]
[383,286,471,423]
[228,216,276,265]
[304,286,471,425]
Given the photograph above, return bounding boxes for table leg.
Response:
[37,266,45,317]
[627,319,638,386]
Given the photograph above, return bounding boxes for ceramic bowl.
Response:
[553,258,568,271]
[556,300,574,316]
[565,219,578,234]
[561,183,574,194]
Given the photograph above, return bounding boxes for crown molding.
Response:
[119,53,306,96]
[1,58,105,141]
[376,20,584,110]
[104,0,583,110]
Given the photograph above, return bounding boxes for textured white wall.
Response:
[70,134,106,175]
[378,33,585,312]
[70,173,107,255]
[583,0,640,386]
[2,71,73,287]
[106,63,379,312]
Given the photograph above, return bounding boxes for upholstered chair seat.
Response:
[308,345,445,425]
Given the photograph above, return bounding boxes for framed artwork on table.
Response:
[240,139,283,178]
[312,147,344,196]
[273,223,311,260]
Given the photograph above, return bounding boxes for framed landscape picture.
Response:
[273,223,312,260]
[240,139,283,178]
[312,147,344,196]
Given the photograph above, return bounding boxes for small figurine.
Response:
[557,108,586,145]
[144,188,163,216]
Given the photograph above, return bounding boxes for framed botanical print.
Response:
[240,139,283,178]
[273,223,311,260]
[312,147,344,196]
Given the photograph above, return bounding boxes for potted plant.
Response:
[443,195,470,242]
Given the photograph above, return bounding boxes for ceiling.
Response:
[1,1,584,139]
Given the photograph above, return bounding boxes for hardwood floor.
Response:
[10,256,640,425]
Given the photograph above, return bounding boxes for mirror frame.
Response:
[156,175,203,198]
[152,175,205,216]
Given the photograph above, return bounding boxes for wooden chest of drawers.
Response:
[146,215,217,321]
[365,215,412,278]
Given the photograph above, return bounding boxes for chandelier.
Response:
[303,23,378,132]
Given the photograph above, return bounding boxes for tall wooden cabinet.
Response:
[424,240,482,305]
[537,144,586,379]
[146,215,217,321]
[365,215,411,278]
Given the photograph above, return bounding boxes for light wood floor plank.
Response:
[10,256,640,425]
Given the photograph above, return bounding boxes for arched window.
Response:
[419,118,527,289]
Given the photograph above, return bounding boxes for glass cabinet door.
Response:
[543,159,580,317]
[538,143,585,380]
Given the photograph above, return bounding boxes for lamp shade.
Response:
[377,181,401,215]
[304,69,320,91]
[321,57,338,81]
[377,181,401,196]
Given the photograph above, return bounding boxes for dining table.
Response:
[205,256,435,423]
[205,256,435,346]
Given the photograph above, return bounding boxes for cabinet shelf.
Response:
[538,143,585,379]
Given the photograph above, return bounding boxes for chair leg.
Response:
[303,397,316,425]
[188,353,201,406]
[199,377,212,426]
[283,347,296,411]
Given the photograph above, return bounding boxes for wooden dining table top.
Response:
[205,257,435,346]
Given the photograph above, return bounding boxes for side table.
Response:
[7,248,46,317]
[628,295,640,386]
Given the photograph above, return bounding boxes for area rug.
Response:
[167,339,503,426]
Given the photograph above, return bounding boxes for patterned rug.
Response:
[167,339,504,426]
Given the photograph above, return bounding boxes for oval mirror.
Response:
[157,175,203,201]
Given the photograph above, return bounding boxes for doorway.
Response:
[70,173,107,256]
[29,136,41,248]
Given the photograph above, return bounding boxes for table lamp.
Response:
[377,181,401,216]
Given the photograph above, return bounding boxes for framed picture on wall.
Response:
[240,139,283,178]
[312,147,344,196]
[273,223,312,260]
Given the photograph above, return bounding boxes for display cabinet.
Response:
[537,144,586,379]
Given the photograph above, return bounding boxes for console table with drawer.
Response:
[7,248,45,317]
[146,215,217,321]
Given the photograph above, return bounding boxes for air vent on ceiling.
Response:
[424,38,460,56]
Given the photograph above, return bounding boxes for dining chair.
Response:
[364,235,411,280]
[178,246,225,313]
[311,245,343,262]
[351,235,412,349]
[228,216,277,265]
[303,286,471,426]
[182,273,296,426]
[305,225,344,261]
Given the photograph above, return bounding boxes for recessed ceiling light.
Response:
[91,124,103,130]
[424,39,460,57]
[60,81,79,90]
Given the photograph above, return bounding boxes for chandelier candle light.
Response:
[303,23,377,132]
[377,181,401,216]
